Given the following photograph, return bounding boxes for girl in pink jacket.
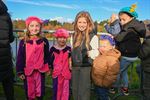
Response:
[49,28,71,100]
[16,16,50,100]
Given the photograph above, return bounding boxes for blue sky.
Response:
[5,0,150,22]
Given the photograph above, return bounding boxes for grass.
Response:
[0,61,142,100]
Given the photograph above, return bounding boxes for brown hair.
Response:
[73,11,95,50]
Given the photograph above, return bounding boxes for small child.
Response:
[104,14,121,36]
[114,4,146,95]
[16,16,50,100]
[49,28,71,100]
[92,34,121,100]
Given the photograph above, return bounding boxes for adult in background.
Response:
[0,0,15,100]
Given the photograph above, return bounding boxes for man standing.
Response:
[0,0,15,100]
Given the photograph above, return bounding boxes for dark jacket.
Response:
[115,19,146,57]
[138,36,150,72]
[0,0,14,80]
[72,31,96,67]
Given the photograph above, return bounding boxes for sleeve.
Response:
[16,40,25,75]
[104,19,121,35]
[43,38,50,64]
[8,13,14,43]
[135,21,146,38]
[89,35,99,59]
[138,37,150,59]
[49,47,55,69]
[68,46,71,58]
[115,28,134,42]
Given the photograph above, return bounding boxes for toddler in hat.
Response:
[49,28,71,100]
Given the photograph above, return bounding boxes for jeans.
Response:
[95,86,109,100]
[115,57,137,88]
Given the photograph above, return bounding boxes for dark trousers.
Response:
[95,86,109,100]
[0,69,14,100]
[72,67,91,100]
[142,71,150,100]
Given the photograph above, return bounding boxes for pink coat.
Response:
[24,40,49,76]
[52,50,71,80]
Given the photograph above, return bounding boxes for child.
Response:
[92,34,121,100]
[49,28,71,100]
[16,16,50,100]
[104,13,121,36]
[139,24,150,100]
[114,4,146,95]
[71,11,97,100]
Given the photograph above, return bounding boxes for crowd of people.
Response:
[0,0,150,100]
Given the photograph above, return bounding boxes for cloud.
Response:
[94,0,120,4]
[101,6,119,12]
[7,0,79,9]
[103,0,120,3]
[50,17,73,23]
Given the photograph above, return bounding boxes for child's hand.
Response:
[69,65,72,71]
[46,70,51,76]
[69,58,72,71]
[110,14,117,24]
[19,74,25,80]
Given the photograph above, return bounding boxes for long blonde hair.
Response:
[73,11,95,50]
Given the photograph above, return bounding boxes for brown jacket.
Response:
[91,49,121,87]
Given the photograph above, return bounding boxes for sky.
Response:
[4,0,150,22]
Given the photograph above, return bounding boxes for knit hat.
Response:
[54,28,69,38]
[100,34,115,46]
[119,3,138,18]
[25,16,43,27]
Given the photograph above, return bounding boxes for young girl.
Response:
[16,16,50,100]
[72,11,97,100]
[49,28,71,100]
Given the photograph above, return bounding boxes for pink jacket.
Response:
[51,46,71,80]
[24,40,49,76]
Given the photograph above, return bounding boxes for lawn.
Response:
[0,60,142,100]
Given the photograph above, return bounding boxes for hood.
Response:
[102,49,121,59]
[0,0,8,14]
[123,19,146,38]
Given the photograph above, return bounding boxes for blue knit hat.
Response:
[100,34,115,46]
[119,4,138,18]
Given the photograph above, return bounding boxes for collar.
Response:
[52,46,70,54]
[26,38,43,44]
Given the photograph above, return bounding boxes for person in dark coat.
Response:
[0,0,15,100]
[112,4,146,95]
[139,24,150,100]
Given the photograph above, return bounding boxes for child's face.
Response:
[28,21,41,35]
[56,37,67,47]
[77,17,88,32]
[99,40,113,52]
[119,13,133,26]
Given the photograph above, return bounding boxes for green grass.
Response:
[0,61,142,100]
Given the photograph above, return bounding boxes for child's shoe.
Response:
[109,87,116,94]
[121,87,129,96]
